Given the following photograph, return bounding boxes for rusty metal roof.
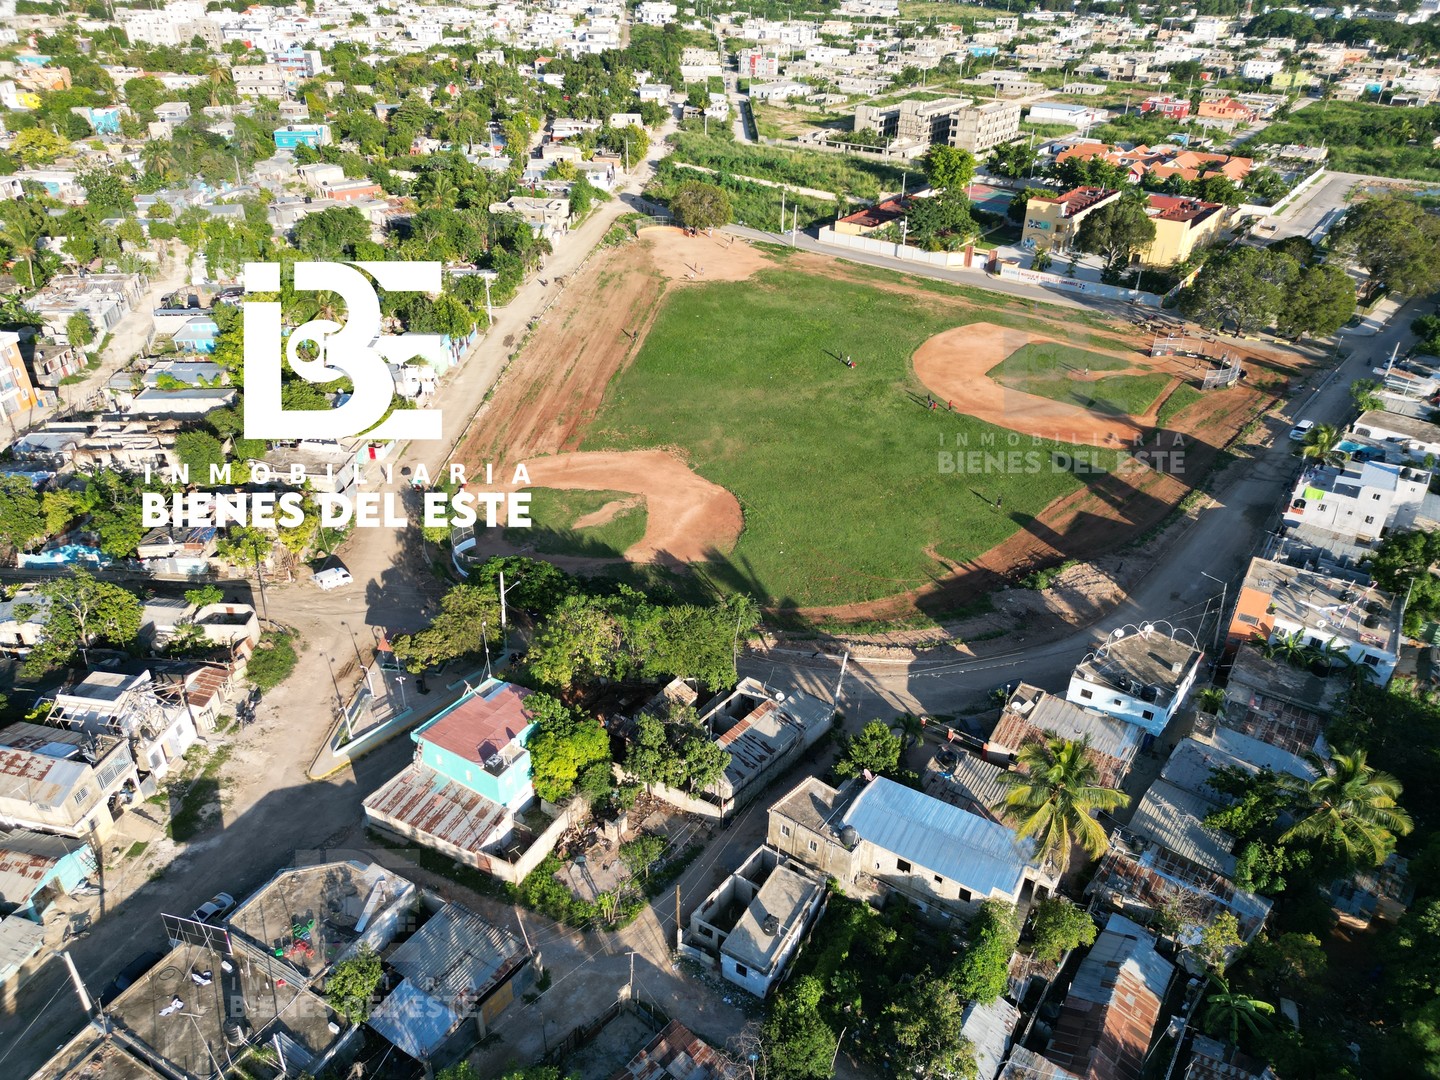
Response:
[415,679,534,765]
[0,831,91,906]
[1045,913,1174,1080]
[362,763,510,855]
[609,1019,728,1080]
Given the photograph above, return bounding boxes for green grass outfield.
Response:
[582,266,1124,608]
[989,342,1172,417]
[506,488,648,558]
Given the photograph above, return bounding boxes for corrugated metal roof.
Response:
[362,764,510,856]
[998,1046,1080,1080]
[415,679,534,765]
[1128,780,1235,878]
[387,903,523,1012]
[962,997,1019,1080]
[924,753,1009,822]
[1046,913,1173,1080]
[366,977,461,1059]
[842,777,1036,898]
[997,687,1142,787]
[0,914,45,972]
[0,831,91,906]
[609,1019,728,1080]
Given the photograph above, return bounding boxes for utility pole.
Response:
[62,951,92,1018]
[1200,571,1228,653]
[483,618,492,679]
[779,188,785,238]
[832,651,849,708]
[674,883,682,949]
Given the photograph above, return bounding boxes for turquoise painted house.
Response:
[0,831,97,922]
[411,679,536,809]
[273,124,331,150]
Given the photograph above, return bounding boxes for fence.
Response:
[996,262,1164,306]
[817,226,981,270]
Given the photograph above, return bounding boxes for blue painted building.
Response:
[0,831,96,922]
[411,679,536,809]
[274,124,331,150]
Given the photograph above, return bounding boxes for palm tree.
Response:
[1299,422,1345,466]
[421,173,459,211]
[1195,687,1226,716]
[1269,630,1310,667]
[0,214,43,288]
[1202,975,1276,1044]
[1280,748,1413,866]
[142,141,176,182]
[205,61,233,108]
[992,737,1130,873]
[890,714,924,757]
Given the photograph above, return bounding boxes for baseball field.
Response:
[455,227,1305,620]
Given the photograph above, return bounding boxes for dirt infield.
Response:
[452,227,763,566]
[497,451,742,564]
[914,323,1174,446]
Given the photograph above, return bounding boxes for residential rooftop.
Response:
[1354,408,1440,444]
[997,684,1141,786]
[227,859,415,984]
[1072,628,1204,709]
[722,861,825,975]
[1045,912,1174,1080]
[1239,557,1403,656]
[842,776,1038,897]
[415,678,534,766]
[1127,779,1234,878]
[104,941,344,1080]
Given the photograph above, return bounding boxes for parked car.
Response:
[98,950,163,1006]
[191,892,235,925]
[1289,419,1316,442]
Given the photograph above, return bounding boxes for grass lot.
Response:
[989,342,1171,416]
[583,266,1123,607]
[1156,383,1205,428]
[1252,101,1440,182]
[1003,373,1172,416]
[988,342,1129,380]
[507,488,647,558]
[897,1,992,20]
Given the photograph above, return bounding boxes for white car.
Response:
[1288,419,1315,442]
[191,892,235,925]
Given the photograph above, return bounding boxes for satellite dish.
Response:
[1112,628,1126,639]
[774,691,786,702]
[1142,623,1155,635]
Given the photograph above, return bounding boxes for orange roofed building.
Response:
[1022,186,1230,266]
[1055,142,1253,184]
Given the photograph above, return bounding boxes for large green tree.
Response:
[1332,194,1440,301]
[887,975,978,1080]
[526,593,620,689]
[953,899,1020,1005]
[1029,895,1098,964]
[1277,263,1357,339]
[1178,246,1299,334]
[922,143,976,199]
[833,719,903,780]
[20,570,143,674]
[0,476,45,553]
[390,583,501,672]
[1074,193,1157,279]
[669,181,732,230]
[761,975,837,1080]
[525,693,612,804]
[993,736,1130,872]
